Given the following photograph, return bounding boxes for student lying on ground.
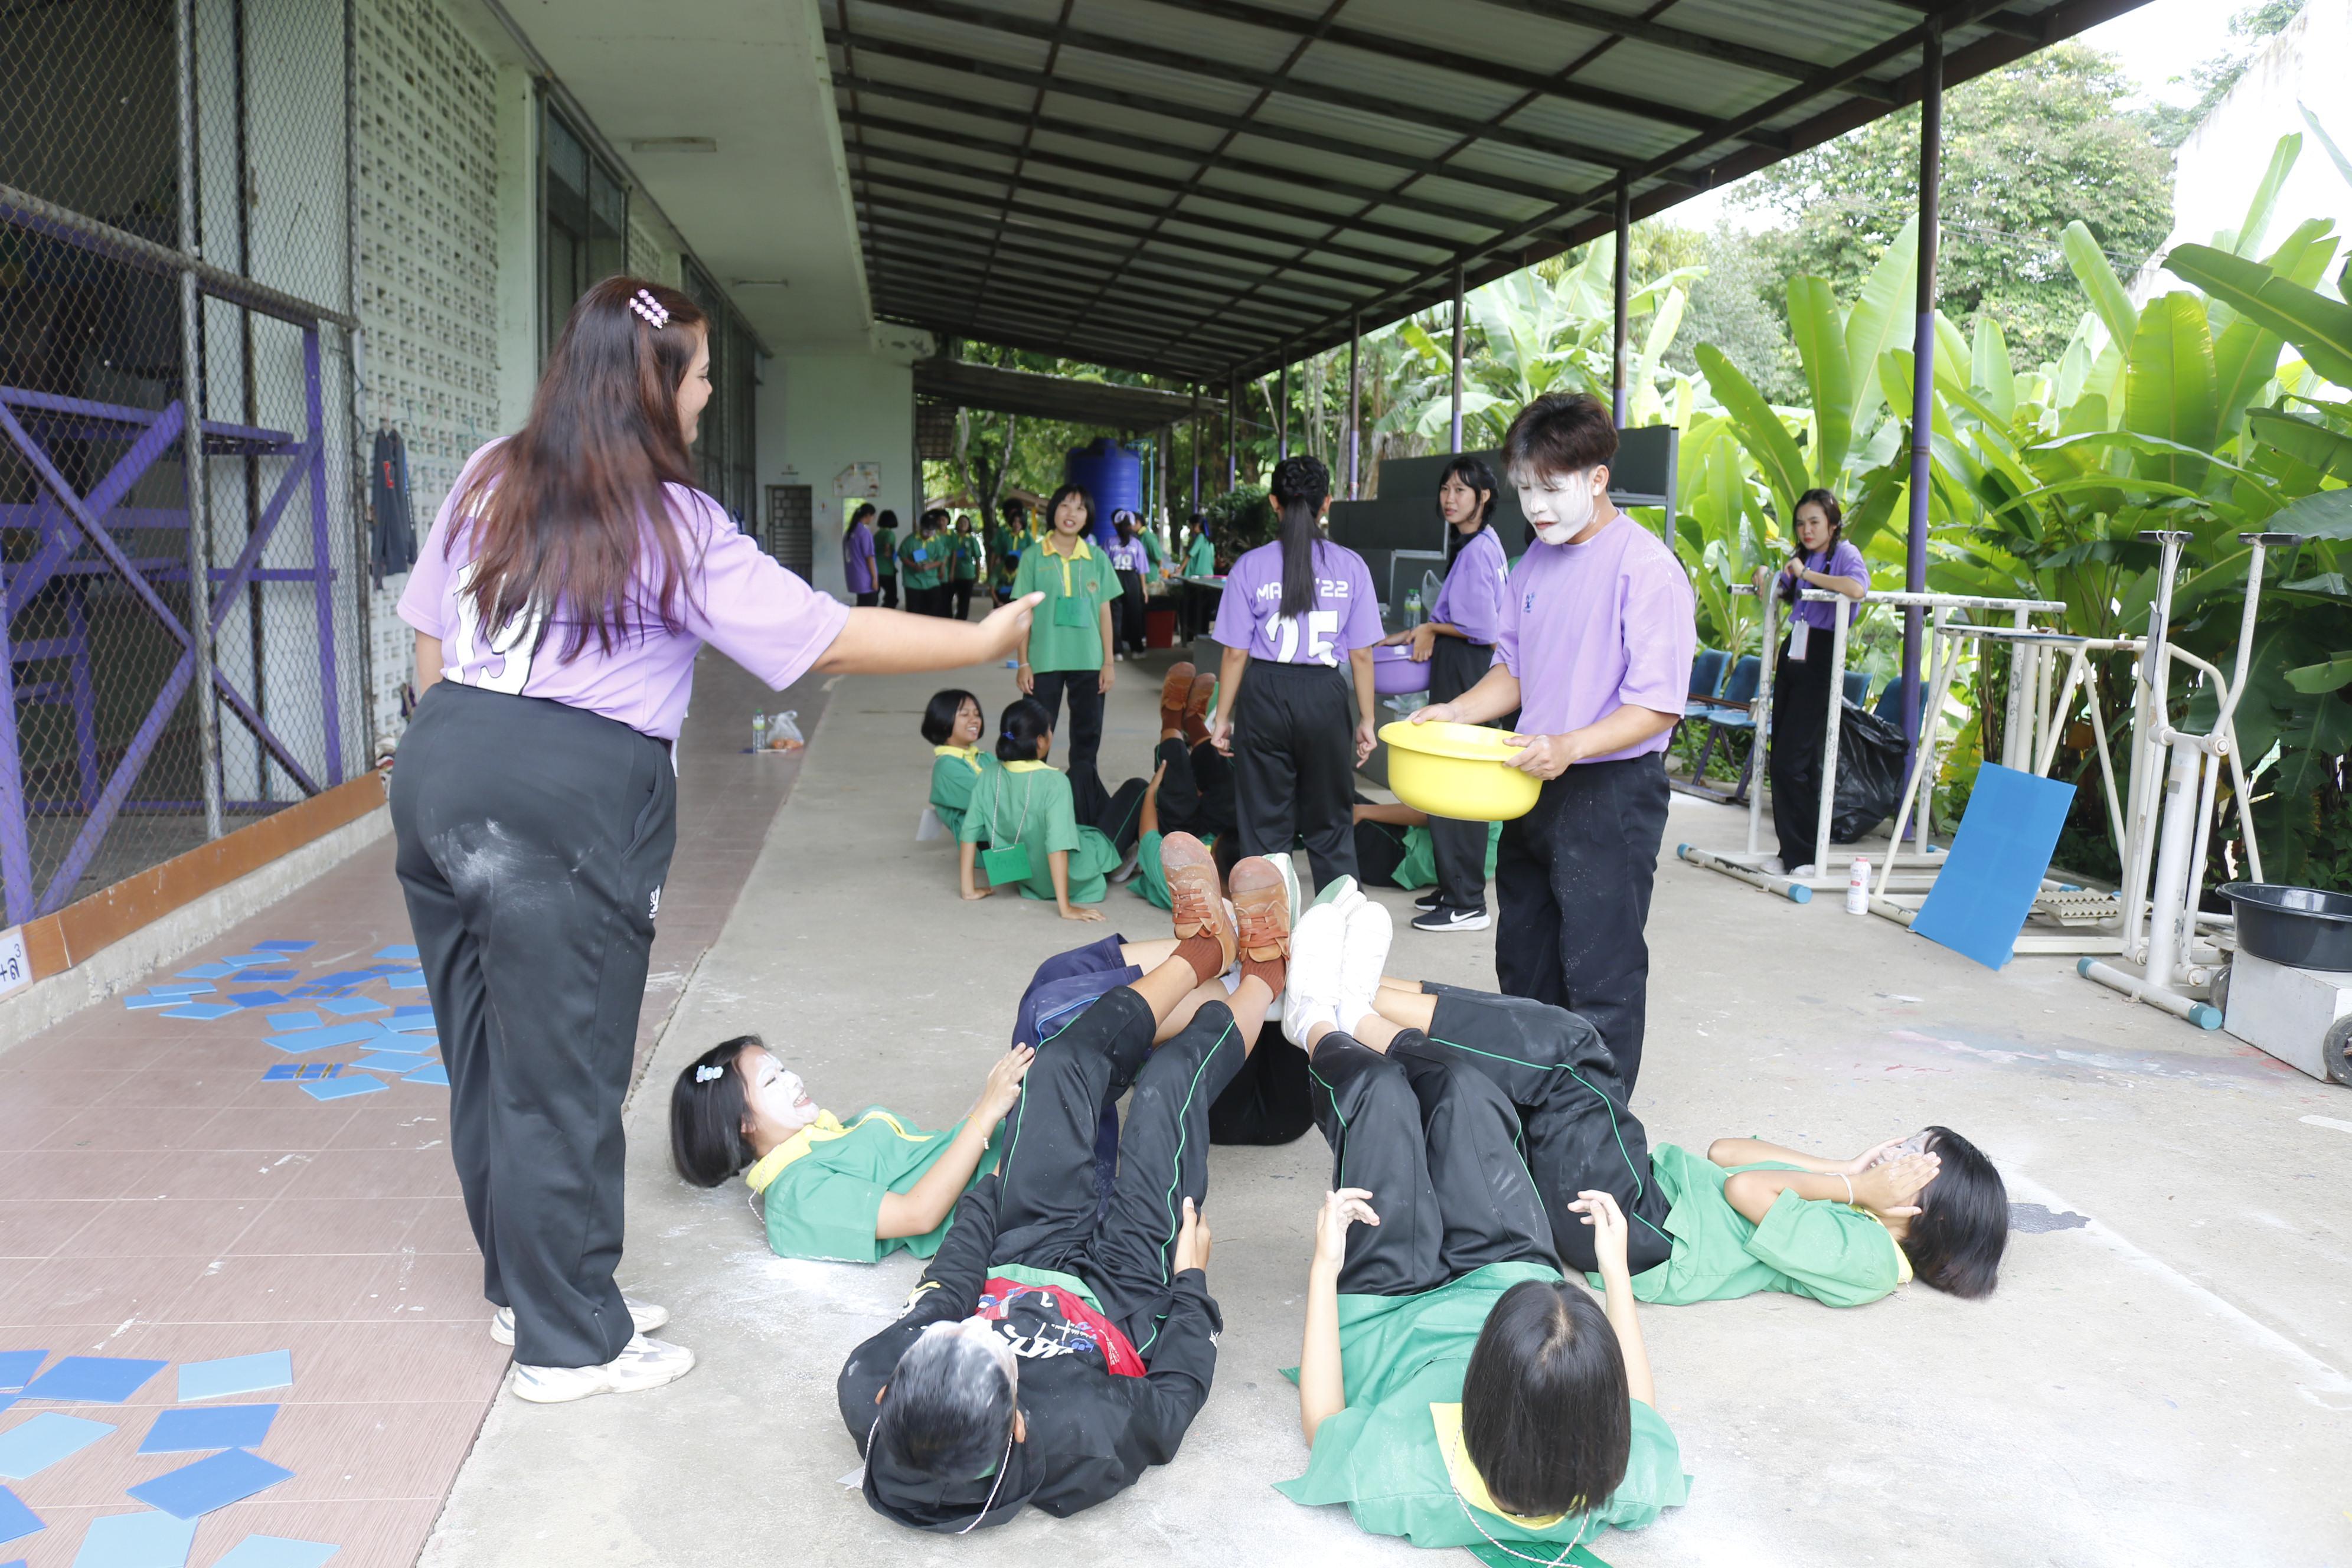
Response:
[1299,909,2010,1305]
[1349,799,1500,913]
[920,688,995,841]
[838,838,1295,1528]
[959,697,1148,920]
[668,1034,1033,1263]
[1125,659,1238,912]
[1276,894,1687,1558]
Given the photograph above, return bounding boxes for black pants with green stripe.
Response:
[991,986,1249,1353]
[1310,984,1674,1290]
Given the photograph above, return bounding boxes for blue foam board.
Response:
[262,1023,380,1054]
[126,1448,295,1519]
[0,1413,114,1479]
[175,1351,292,1403]
[384,971,427,989]
[226,992,288,1010]
[218,954,279,967]
[158,1004,237,1023]
[235,969,298,982]
[174,964,236,980]
[210,1537,339,1568]
[250,940,315,952]
[137,1404,278,1455]
[0,1487,38,1547]
[299,1076,383,1103]
[390,1004,433,1020]
[349,1051,432,1074]
[0,1353,44,1391]
[17,1357,165,1404]
[314,997,386,1017]
[1910,765,2077,971]
[403,1063,450,1087]
[266,1012,323,1033]
[146,983,215,998]
[373,945,419,961]
[70,1509,195,1567]
[122,995,179,1010]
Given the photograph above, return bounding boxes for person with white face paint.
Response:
[1408,393,1695,1090]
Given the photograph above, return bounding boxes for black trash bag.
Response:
[1831,700,1906,842]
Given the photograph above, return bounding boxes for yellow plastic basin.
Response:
[1377,720,1540,821]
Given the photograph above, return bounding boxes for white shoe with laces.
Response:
[1761,857,1786,877]
[510,1333,694,1404]
[492,1295,668,1348]
[1337,900,1394,1035]
[1791,864,1819,880]
[1282,904,1348,1047]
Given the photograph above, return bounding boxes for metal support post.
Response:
[1449,263,1466,454]
[1899,20,1942,770]
[177,0,225,841]
[1276,361,1289,460]
[1345,314,1362,499]
[1612,184,1632,427]
[1226,372,1237,490]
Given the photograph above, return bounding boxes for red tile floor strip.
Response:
[0,654,826,1567]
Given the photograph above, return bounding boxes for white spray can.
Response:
[1846,856,1871,914]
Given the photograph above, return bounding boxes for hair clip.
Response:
[629,289,671,329]
[695,1063,725,1083]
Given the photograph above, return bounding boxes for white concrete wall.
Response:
[774,325,931,600]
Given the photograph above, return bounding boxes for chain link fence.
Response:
[0,0,365,927]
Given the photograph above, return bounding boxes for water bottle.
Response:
[1846,856,1871,914]
[1403,590,1423,629]
[752,712,767,753]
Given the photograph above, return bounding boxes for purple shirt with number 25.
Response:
[1211,539,1384,667]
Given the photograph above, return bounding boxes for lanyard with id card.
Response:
[1053,593,1091,628]
[978,771,1038,884]
[1788,618,1810,661]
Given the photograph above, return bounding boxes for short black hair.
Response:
[996,696,1053,763]
[1502,392,1618,486]
[922,689,978,746]
[1903,1126,2008,1298]
[669,1035,762,1187]
[873,1331,1016,1481]
[877,509,899,530]
[1461,1278,1631,1518]
[1045,483,1094,534]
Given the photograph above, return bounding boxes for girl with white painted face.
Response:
[668,1035,1033,1263]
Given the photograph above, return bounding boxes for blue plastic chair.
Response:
[1683,649,1730,721]
[1681,655,1762,802]
[1843,669,1871,708]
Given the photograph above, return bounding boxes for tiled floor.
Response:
[0,652,826,1567]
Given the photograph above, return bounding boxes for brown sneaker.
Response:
[1161,831,1234,980]
[1182,672,1217,747]
[1227,856,1292,993]
[1159,661,1197,736]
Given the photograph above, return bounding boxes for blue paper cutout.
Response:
[235,969,298,982]
[226,992,288,1010]
[263,1023,381,1054]
[174,964,236,980]
[146,983,214,997]
[126,1448,295,1519]
[158,1004,237,1022]
[0,1413,114,1478]
[314,998,386,1017]
[0,1353,44,1391]
[266,1012,324,1033]
[299,1076,383,1102]
[350,1051,432,1073]
[210,1536,339,1568]
[138,1404,278,1455]
[403,1063,450,1087]
[384,971,427,989]
[374,945,420,961]
[176,1351,292,1403]
[250,940,315,952]
[122,995,178,1010]
[69,1508,196,1567]
[17,1357,165,1404]
[0,1487,39,1547]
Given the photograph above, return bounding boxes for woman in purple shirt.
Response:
[1377,455,1510,934]
[1752,488,1868,876]
[1208,455,1383,890]
[390,277,1038,1404]
[844,502,879,605]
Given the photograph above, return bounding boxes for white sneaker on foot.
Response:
[1337,900,1394,1034]
[492,1295,668,1348]
[1761,857,1786,877]
[1283,903,1348,1047]
[511,1333,694,1403]
[1791,864,1819,880]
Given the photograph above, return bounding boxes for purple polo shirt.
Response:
[1788,540,1868,630]
[844,522,877,594]
[1107,537,1149,573]
[1495,514,1696,760]
[1430,526,1509,646]
[1212,539,1384,668]
[400,441,850,741]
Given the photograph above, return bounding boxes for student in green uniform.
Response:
[989,505,1022,606]
[1350,801,1502,903]
[950,514,983,621]
[1274,899,1687,1560]
[667,1031,1033,1263]
[874,508,900,610]
[1180,512,1217,642]
[958,698,1147,920]
[920,688,994,841]
[1012,484,1118,822]
[901,509,949,617]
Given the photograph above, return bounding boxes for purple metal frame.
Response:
[0,325,345,925]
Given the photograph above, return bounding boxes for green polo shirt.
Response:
[1611,1145,1908,1308]
[1275,1261,1688,1559]
[952,533,982,582]
[929,744,995,838]
[960,760,1116,904]
[1185,535,1214,576]
[989,525,1021,586]
[900,533,945,591]
[746,1108,999,1263]
[1013,535,1117,671]
[1390,821,1504,892]
[874,526,899,578]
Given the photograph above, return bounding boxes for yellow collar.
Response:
[934,744,984,770]
[1044,534,1093,561]
[743,1110,845,1193]
[1868,1211,1916,1285]
[1431,1403,1569,1530]
[1002,759,1051,773]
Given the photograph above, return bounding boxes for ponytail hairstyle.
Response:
[449,277,708,662]
[845,501,876,542]
[1438,455,1501,567]
[1781,488,1845,606]
[996,696,1054,763]
[921,688,978,746]
[1270,453,1333,619]
[669,1034,762,1187]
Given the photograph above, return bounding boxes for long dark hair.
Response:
[669,1034,760,1187]
[449,275,707,661]
[1438,455,1500,567]
[845,501,876,542]
[1781,488,1845,605]
[996,696,1053,763]
[1461,1279,1631,1518]
[1903,1126,2008,1299]
[1271,453,1332,619]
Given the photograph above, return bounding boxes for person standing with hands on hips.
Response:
[1210,455,1383,891]
[1012,484,1118,823]
[1751,488,1868,878]
[1410,393,1695,1088]
[391,277,1041,1404]
[1377,455,1510,934]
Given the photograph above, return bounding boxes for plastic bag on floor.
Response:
[1831,700,1906,842]
[764,710,805,752]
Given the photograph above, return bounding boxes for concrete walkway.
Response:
[422,652,2352,1568]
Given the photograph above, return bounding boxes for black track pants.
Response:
[1232,658,1357,889]
[1152,736,1236,840]
[1425,635,1500,913]
[991,987,1250,1349]
[1768,639,1835,867]
[390,683,677,1369]
[1029,668,1108,825]
[1306,1030,1559,1297]
[1495,753,1670,1089]
[880,575,897,609]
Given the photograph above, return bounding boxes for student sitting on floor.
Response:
[921,688,995,841]
[959,698,1146,921]
[837,839,1294,1527]
[1350,799,1501,910]
[1275,893,1687,1557]
[668,1035,1033,1263]
[1126,660,1237,912]
[1291,908,2010,1305]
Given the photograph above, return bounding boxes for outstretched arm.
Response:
[815,594,1041,674]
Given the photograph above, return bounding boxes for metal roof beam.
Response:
[868,259,1249,349]
[1865,0,2046,41]
[883,306,1220,380]
[1483,0,1899,102]
[870,273,1258,365]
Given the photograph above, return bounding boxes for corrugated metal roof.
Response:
[833,0,2148,385]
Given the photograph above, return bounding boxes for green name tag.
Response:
[982,843,1035,883]
[1053,596,1090,628]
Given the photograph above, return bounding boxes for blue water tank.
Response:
[1063,437,1141,550]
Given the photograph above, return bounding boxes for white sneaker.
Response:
[1283,904,1348,1047]
[1272,854,1302,929]
[1761,857,1785,877]
[1337,900,1394,1035]
[492,1295,669,1348]
[511,1333,694,1404]
[1791,864,1819,880]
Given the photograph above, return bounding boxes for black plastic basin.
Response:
[2218,882,2352,972]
